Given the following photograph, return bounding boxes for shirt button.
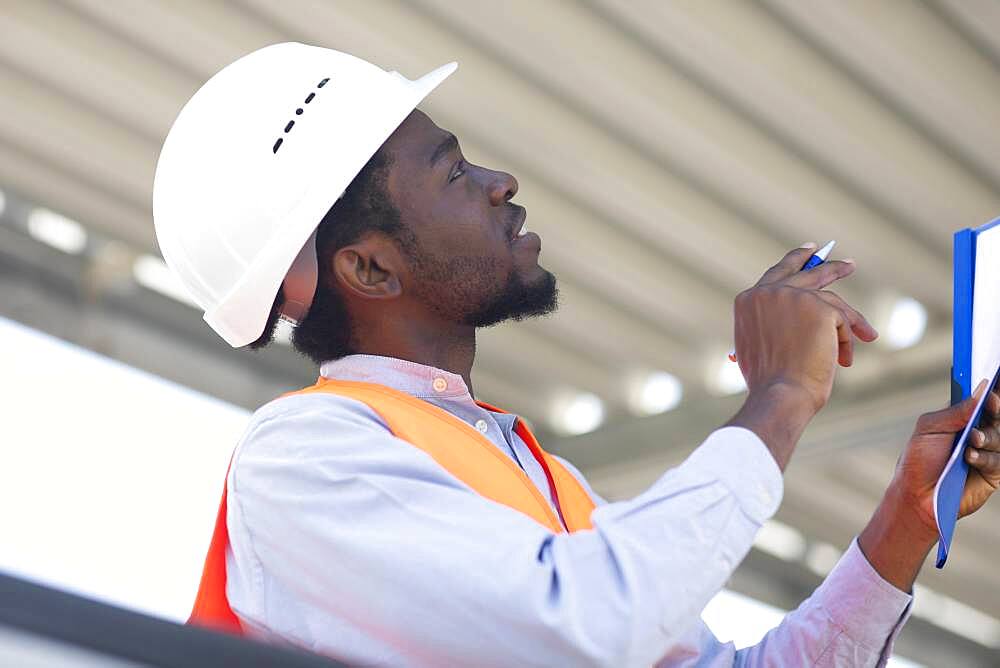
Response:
[720,554,733,571]
[432,377,448,393]
[475,419,489,433]
[757,486,773,508]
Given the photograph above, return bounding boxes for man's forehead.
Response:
[386,109,452,162]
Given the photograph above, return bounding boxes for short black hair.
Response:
[247,146,414,364]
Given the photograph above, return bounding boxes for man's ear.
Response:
[331,235,403,300]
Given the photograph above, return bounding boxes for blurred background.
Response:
[1,1,999,666]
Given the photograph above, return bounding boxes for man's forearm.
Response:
[858,488,938,593]
[724,382,817,472]
[725,379,938,590]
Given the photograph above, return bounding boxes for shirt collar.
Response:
[319,354,472,400]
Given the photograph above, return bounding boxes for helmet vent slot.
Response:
[273,77,331,154]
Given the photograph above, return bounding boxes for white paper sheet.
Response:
[972,228,1000,389]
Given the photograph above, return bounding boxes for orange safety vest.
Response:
[188,377,597,635]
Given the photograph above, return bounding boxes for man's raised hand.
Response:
[726,244,878,471]
[733,244,879,413]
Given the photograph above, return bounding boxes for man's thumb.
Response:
[919,379,988,434]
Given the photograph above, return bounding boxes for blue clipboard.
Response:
[936,217,1000,567]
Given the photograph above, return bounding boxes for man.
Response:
[153,43,1000,667]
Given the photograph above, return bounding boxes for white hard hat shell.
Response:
[152,42,457,347]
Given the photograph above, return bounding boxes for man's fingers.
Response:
[812,293,855,367]
[815,290,879,343]
[832,306,855,367]
[978,389,1000,432]
[785,260,856,290]
[970,426,1000,452]
[755,244,820,286]
[983,390,1000,420]
[966,446,1000,480]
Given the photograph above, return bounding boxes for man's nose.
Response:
[487,170,518,206]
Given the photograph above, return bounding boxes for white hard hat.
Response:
[152,42,457,347]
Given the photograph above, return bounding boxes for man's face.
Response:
[383,109,558,327]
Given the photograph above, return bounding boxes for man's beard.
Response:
[407,251,559,328]
[464,265,558,327]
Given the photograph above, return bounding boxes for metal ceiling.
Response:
[2,1,1000,664]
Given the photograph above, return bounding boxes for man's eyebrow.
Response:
[428,133,459,167]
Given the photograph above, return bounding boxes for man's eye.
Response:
[449,161,465,182]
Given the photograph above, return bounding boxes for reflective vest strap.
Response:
[536,448,596,532]
[188,455,242,634]
[478,398,596,532]
[292,379,567,533]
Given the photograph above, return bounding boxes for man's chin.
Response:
[517,268,559,319]
[467,270,559,328]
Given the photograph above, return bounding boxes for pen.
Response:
[728,240,837,363]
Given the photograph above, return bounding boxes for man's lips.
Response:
[511,230,541,254]
[510,206,540,252]
[509,207,528,241]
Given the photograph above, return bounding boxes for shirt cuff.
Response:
[683,426,783,524]
[812,537,914,654]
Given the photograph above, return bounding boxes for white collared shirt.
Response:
[224,354,912,667]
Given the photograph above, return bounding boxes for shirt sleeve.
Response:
[555,431,914,667]
[226,394,784,668]
[732,538,913,667]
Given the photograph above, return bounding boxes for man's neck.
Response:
[354,322,477,397]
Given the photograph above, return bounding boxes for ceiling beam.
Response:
[763,0,1000,193]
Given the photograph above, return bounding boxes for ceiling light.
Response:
[708,358,747,396]
[27,208,88,254]
[551,392,605,436]
[884,297,927,350]
[629,371,683,416]
[132,254,200,309]
[0,188,6,218]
